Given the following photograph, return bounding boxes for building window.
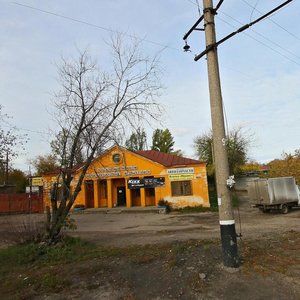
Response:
[171,181,192,196]
[112,152,122,164]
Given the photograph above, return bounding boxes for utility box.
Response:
[248,177,300,213]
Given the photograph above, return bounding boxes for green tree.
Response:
[0,168,28,192]
[32,154,59,175]
[125,128,147,151]
[171,149,184,157]
[51,129,84,167]
[151,129,175,153]
[193,127,253,176]
[8,169,28,192]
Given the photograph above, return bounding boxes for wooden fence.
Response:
[0,193,43,214]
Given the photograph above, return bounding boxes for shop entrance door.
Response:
[117,186,126,206]
[85,180,94,208]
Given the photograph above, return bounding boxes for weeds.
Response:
[1,214,45,245]
[175,205,218,213]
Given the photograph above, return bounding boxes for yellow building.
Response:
[43,145,209,209]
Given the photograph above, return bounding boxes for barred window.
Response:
[171,181,192,196]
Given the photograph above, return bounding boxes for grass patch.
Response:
[175,205,218,213]
[232,194,240,208]
[0,236,95,275]
[209,189,218,209]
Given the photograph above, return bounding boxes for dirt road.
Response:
[67,202,300,247]
[1,200,300,247]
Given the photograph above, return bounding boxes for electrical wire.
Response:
[185,0,300,65]
[219,9,300,62]
[12,2,182,52]
[241,0,300,41]
[1,123,51,136]
[195,0,201,16]
[217,13,300,67]
[249,0,260,22]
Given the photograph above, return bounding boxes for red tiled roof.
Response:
[135,150,203,167]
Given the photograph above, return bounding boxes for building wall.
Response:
[42,146,210,209]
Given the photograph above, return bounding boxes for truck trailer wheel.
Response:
[259,207,270,213]
[281,204,289,214]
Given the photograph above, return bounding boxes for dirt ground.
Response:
[1,198,300,299]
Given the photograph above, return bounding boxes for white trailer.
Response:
[248,177,300,214]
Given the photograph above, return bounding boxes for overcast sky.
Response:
[1,0,300,171]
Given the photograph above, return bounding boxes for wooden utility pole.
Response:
[202,0,239,268]
[5,151,9,185]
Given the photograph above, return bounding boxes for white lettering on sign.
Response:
[128,179,140,184]
[167,168,194,175]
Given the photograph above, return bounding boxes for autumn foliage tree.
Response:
[268,151,300,183]
[45,36,162,243]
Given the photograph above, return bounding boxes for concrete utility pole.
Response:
[183,0,292,268]
[202,0,239,268]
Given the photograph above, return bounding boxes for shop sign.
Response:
[51,176,60,183]
[144,177,165,188]
[169,174,194,181]
[167,168,194,175]
[86,165,151,179]
[128,179,145,189]
[127,177,166,189]
[26,186,40,193]
[31,177,43,186]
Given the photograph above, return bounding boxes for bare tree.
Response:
[125,127,147,151]
[46,36,162,243]
[0,105,27,184]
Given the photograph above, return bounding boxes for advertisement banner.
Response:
[127,179,145,189]
[31,177,43,186]
[169,174,194,181]
[127,177,166,189]
[144,177,165,188]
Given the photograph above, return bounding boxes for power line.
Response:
[194,0,294,61]
[2,123,51,136]
[241,0,300,41]
[249,0,260,22]
[218,10,300,63]
[185,0,300,65]
[12,2,182,52]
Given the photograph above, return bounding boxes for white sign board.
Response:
[167,167,194,175]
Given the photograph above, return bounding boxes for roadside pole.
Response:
[202,0,239,268]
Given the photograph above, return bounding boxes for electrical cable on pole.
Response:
[182,0,293,268]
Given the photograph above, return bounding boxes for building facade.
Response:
[42,145,210,209]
